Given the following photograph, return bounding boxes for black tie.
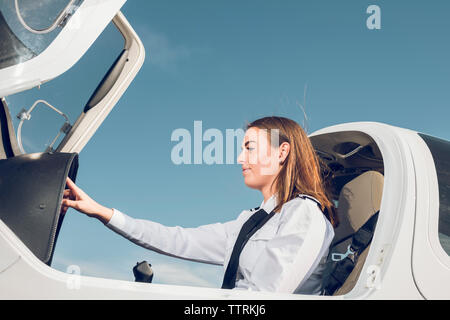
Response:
[221,208,275,289]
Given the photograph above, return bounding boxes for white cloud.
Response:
[51,251,223,288]
[133,24,211,71]
[139,27,191,70]
[150,262,221,288]
[51,254,133,281]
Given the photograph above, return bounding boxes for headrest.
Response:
[337,171,384,232]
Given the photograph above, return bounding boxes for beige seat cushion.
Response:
[334,245,370,296]
[330,170,383,295]
[338,170,384,232]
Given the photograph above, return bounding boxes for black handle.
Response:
[133,261,153,283]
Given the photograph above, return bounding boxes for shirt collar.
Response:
[259,194,278,213]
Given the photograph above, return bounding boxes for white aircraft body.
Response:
[0,0,448,300]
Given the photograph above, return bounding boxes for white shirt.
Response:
[106,194,334,294]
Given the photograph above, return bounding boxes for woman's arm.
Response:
[106,208,236,265]
[61,177,237,265]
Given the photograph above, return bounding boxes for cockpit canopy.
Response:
[0,0,144,155]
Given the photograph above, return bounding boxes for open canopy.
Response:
[0,0,145,155]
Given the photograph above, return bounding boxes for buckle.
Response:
[331,244,355,262]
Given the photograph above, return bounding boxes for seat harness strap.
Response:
[323,211,379,295]
[221,194,324,289]
[221,208,275,289]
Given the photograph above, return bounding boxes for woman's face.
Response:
[237,127,283,192]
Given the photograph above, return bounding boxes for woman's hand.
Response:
[61,177,113,224]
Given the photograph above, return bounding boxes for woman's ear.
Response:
[279,142,290,164]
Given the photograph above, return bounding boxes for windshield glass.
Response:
[0,0,84,70]
[3,21,125,154]
[419,133,450,256]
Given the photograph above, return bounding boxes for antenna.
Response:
[296,83,309,133]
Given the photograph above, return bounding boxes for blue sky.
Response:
[5,0,450,287]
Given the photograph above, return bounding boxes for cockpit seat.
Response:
[328,170,384,295]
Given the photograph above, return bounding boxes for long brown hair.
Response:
[247,116,338,227]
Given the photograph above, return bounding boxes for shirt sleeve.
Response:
[106,208,239,266]
[237,199,334,293]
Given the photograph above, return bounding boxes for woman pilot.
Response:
[61,116,338,295]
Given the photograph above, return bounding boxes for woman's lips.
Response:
[242,168,251,175]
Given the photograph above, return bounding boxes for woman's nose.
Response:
[237,150,245,164]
